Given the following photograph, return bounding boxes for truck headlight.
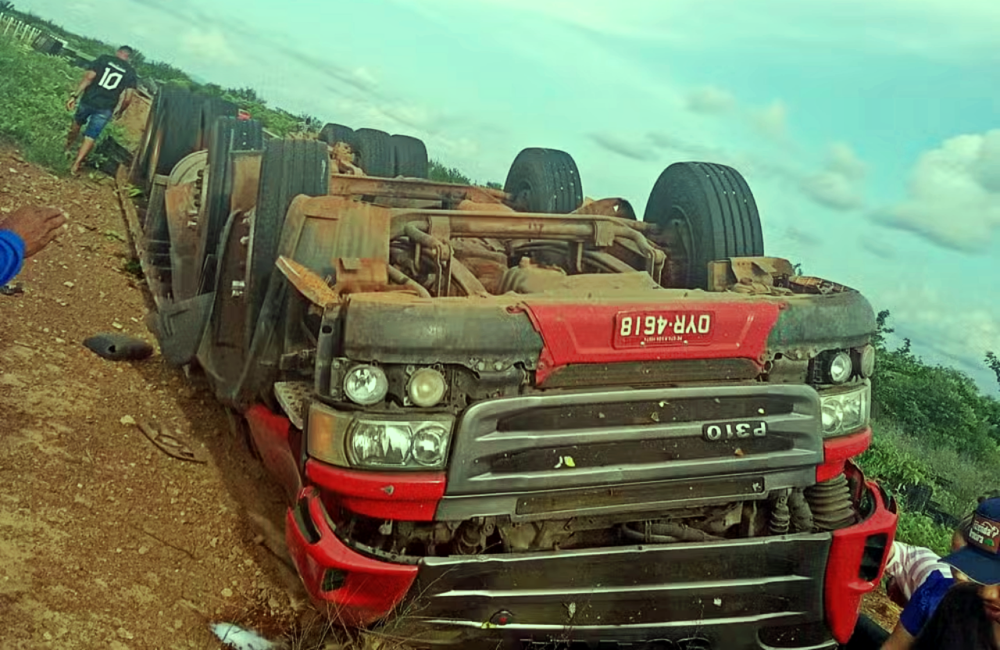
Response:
[343,364,388,406]
[820,382,870,437]
[825,351,853,384]
[347,417,453,470]
[407,368,447,408]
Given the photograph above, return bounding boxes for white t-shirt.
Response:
[882,541,954,601]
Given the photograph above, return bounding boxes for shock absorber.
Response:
[806,473,857,531]
[769,489,791,535]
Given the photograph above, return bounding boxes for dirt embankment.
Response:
[0,147,301,649]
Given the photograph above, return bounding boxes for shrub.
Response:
[0,38,76,173]
[894,510,953,557]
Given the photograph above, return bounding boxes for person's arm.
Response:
[0,206,67,285]
[0,229,26,286]
[880,621,916,650]
[66,69,97,111]
[116,87,135,117]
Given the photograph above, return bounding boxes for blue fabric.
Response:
[74,102,114,140]
[899,570,955,636]
[0,229,26,285]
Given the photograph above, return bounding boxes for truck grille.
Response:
[400,535,833,650]
[438,385,822,521]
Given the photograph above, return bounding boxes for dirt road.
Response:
[0,147,303,649]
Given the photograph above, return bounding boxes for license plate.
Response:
[703,420,768,441]
[613,311,715,348]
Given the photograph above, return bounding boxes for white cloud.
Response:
[873,130,1000,252]
[686,86,736,114]
[827,142,868,181]
[590,134,657,161]
[799,172,864,211]
[883,284,1000,377]
[180,27,239,65]
[799,143,867,211]
[751,100,788,141]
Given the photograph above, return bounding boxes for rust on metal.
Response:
[572,197,637,220]
[115,166,170,309]
[277,256,341,308]
[213,209,252,350]
[229,151,263,214]
[163,181,201,301]
[327,175,505,205]
[136,420,206,464]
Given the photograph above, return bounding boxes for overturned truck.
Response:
[123,91,897,650]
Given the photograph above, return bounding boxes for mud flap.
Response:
[147,292,215,367]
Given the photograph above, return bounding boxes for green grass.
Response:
[857,419,997,551]
[0,38,76,172]
[0,37,127,175]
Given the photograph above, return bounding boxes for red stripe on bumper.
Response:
[823,476,898,644]
[305,460,445,521]
[286,486,417,626]
[818,428,872,483]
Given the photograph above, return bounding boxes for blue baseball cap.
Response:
[942,497,1000,585]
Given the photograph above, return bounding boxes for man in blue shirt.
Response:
[881,497,1000,648]
[0,205,67,285]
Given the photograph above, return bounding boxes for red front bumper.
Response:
[285,486,417,627]
[823,472,898,643]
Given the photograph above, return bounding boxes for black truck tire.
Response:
[504,148,583,213]
[197,96,239,151]
[247,139,330,337]
[149,87,203,179]
[353,128,395,178]
[391,134,429,179]
[199,116,265,292]
[134,85,181,186]
[317,123,355,148]
[643,161,764,290]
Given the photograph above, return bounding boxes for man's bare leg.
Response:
[71,136,96,174]
[65,122,82,152]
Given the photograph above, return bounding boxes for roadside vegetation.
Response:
[4,1,1000,558]
[857,311,1000,555]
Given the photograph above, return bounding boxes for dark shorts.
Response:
[74,102,113,140]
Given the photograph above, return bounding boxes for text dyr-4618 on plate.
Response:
[614,311,715,348]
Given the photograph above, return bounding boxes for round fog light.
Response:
[827,351,853,384]
[407,368,447,407]
[343,365,388,406]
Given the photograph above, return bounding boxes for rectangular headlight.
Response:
[308,402,454,471]
[819,382,871,438]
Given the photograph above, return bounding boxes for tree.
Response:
[872,309,894,350]
[485,181,503,190]
[987,352,1000,389]
[429,160,472,185]
[227,87,261,104]
[0,1,15,12]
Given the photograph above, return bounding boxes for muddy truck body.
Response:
[122,90,898,650]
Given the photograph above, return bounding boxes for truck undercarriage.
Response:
[118,89,898,650]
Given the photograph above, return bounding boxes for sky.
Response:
[15,0,1000,392]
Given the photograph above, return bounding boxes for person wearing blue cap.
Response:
[882,497,1000,649]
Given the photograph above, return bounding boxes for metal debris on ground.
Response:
[83,331,155,361]
[136,421,206,464]
[210,622,280,650]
